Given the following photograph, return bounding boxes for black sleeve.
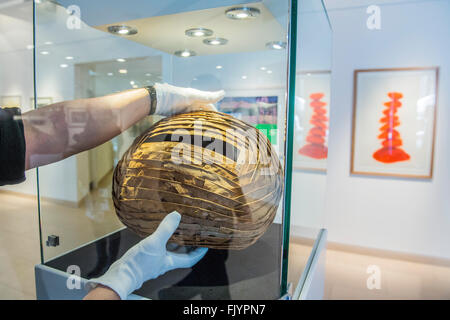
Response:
[0,107,26,186]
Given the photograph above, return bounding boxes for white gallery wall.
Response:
[323,0,450,259]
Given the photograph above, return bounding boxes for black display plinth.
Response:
[45,223,282,300]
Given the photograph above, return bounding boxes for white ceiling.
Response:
[94,2,286,57]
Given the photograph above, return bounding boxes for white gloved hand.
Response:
[86,212,208,300]
[154,83,225,116]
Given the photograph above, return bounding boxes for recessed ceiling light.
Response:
[40,51,49,55]
[26,45,34,50]
[145,73,152,76]
[260,66,267,71]
[185,28,213,37]
[65,56,74,60]
[174,49,196,58]
[60,64,68,68]
[107,25,138,36]
[266,41,287,50]
[267,70,273,74]
[130,81,135,85]
[203,37,228,46]
[216,65,223,69]
[116,58,126,62]
[242,75,247,79]
[225,7,260,20]
[119,69,127,74]
[44,41,53,45]
[107,72,113,76]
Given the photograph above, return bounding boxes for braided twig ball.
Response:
[112,111,283,249]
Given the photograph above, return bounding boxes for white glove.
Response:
[154,83,225,116]
[86,212,208,300]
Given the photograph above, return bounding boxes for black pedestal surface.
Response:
[45,223,283,300]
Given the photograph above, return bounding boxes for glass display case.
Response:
[33,0,331,300]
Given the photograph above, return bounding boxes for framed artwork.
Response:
[351,67,439,179]
[30,97,53,108]
[217,96,278,145]
[1,96,22,108]
[293,71,331,172]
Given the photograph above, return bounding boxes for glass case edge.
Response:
[280,0,298,296]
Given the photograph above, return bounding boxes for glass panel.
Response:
[34,0,291,299]
[288,0,332,291]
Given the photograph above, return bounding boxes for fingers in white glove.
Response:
[187,88,225,105]
[154,83,225,116]
[184,103,218,113]
[148,211,181,246]
[167,247,209,269]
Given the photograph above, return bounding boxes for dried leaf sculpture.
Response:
[112,111,283,250]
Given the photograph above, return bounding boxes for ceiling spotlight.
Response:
[260,66,267,71]
[241,75,247,80]
[225,7,260,20]
[266,41,287,50]
[116,58,126,62]
[60,64,68,68]
[26,45,34,50]
[174,49,196,58]
[107,72,113,76]
[44,41,53,45]
[216,65,223,69]
[119,69,128,74]
[40,51,49,55]
[65,56,74,60]
[107,25,138,36]
[203,37,228,46]
[145,73,152,76]
[185,28,213,37]
[267,70,273,74]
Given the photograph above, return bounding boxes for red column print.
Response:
[373,92,410,163]
[298,92,328,159]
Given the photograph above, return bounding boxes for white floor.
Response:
[0,190,449,300]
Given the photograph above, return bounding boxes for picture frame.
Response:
[293,70,331,172]
[351,67,439,179]
[1,96,22,108]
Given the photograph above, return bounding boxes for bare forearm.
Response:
[83,285,120,300]
[23,88,150,169]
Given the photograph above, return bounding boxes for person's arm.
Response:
[23,84,225,169]
[23,88,150,170]
[83,285,120,300]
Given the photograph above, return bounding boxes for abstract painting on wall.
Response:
[293,71,331,172]
[217,96,278,145]
[351,67,439,178]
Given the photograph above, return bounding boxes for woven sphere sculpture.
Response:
[112,111,283,250]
